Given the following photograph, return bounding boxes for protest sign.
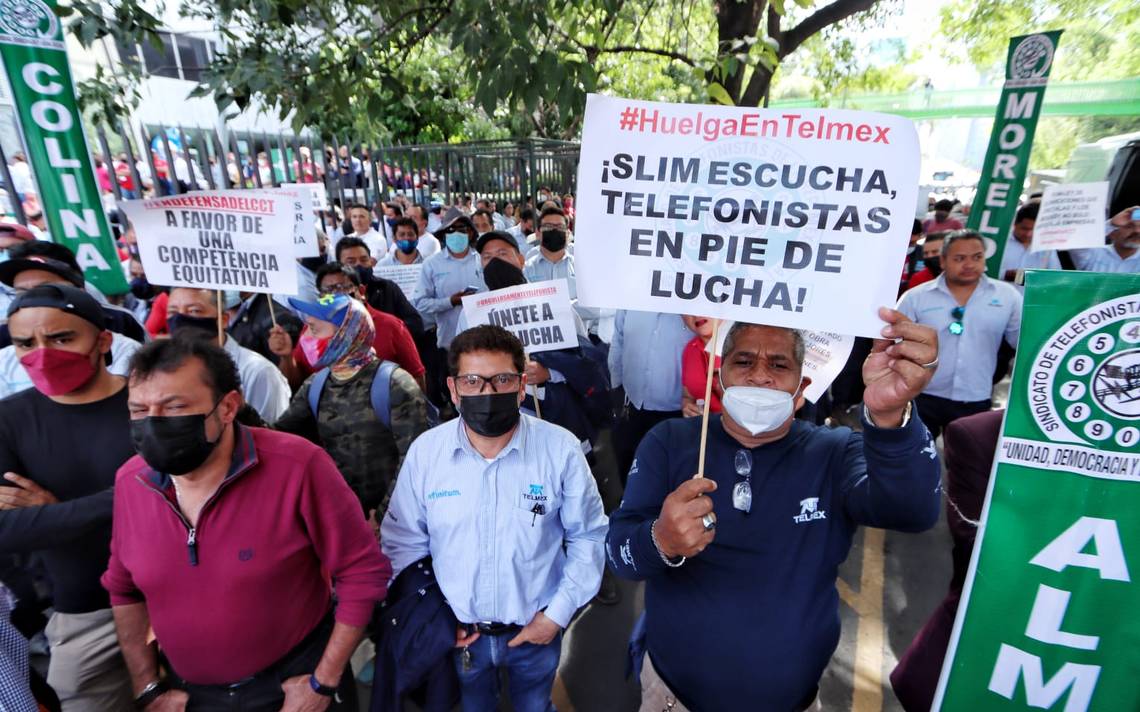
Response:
[934,270,1140,712]
[376,263,423,300]
[1030,181,1109,253]
[709,323,854,403]
[462,279,576,354]
[282,182,329,211]
[0,0,128,295]
[120,191,301,295]
[574,94,920,338]
[967,32,1063,276]
[259,186,318,257]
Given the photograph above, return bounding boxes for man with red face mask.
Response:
[0,284,134,710]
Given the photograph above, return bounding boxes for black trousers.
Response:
[915,393,992,441]
[614,405,682,488]
[172,614,357,712]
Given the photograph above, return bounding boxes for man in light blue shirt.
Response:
[898,230,1022,439]
[382,324,606,712]
[608,309,692,484]
[1070,205,1140,274]
[412,213,485,352]
[524,206,601,334]
[997,202,1061,284]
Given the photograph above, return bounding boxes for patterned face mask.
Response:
[316,298,377,380]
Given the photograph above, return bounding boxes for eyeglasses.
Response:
[949,306,966,335]
[454,372,522,395]
[318,283,356,296]
[733,449,753,514]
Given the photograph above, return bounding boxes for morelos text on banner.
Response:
[258,186,318,257]
[710,322,854,403]
[375,264,423,300]
[934,270,1140,712]
[462,280,577,354]
[120,191,301,295]
[1030,182,1109,253]
[574,94,920,337]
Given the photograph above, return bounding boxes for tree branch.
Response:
[779,0,879,58]
[593,44,699,67]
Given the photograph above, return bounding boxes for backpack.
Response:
[307,361,439,428]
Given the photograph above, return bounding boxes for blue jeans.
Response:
[453,632,561,712]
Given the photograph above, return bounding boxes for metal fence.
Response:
[87,121,580,226]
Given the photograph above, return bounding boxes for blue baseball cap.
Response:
[287,293,350,327]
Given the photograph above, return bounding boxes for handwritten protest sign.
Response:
[462,279,576,354]
[709,322,854,403]
[282,182,329,211]
[376,263,423,300]
[575,94,920,337]
[258,186,318,257]
[121,190,300,295]
[1029,181,1109,253]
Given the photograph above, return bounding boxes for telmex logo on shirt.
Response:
[792,497,827,524]
[522,484,548,503]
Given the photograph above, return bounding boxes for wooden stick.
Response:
[695,319,721,479]
[266,296,278,328]
[531,384,543,419]
[215,291,225,347]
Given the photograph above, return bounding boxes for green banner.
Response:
[0,0,128,295]
[934,270,1140,711]
[966,31,1063,279]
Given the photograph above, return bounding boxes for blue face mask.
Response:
[445,232,469,255]
[396,239,418,255]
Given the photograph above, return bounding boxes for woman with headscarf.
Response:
[274,294,430,519]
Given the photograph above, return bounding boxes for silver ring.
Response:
[701,513,716,531]
[920,357,940,370]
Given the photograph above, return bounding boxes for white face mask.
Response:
[721,385,799,436]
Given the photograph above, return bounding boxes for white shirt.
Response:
[381,415,607,628]
[0,333,141,399]
[998,235,1061,281]
[335,228,388,261]
[1071,245,1140,274]
[417,232,441,259]
[222,336,290,423]
[897,275,1023,402]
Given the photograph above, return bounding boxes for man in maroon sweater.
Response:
[101,337,390,711]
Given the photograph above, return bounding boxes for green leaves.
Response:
[706,82,735,105]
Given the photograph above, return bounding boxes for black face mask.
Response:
[129,277,155,301]
[540,228,567,253]
[459,392,521,437]
[926,256,943,277]
[168,314,218,339]
[482,257,527,291]
[355,265,374,284]
[299,255,326,272]
[130,401,224,475]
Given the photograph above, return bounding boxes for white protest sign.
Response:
[710,322,854,404]
[256,186,318,257]
[375,263,423,300]
[1029,181,1109,253]
[121,190,300,295]
[462,279,577,354]
[282,182,329,211]
[575,94,920,337]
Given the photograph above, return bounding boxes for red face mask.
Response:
[20,347,98,396]
[299,332,330,366]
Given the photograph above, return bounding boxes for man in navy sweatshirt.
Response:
[606,308,943,711]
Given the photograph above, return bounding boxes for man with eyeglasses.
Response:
[381,324,607,712]
[897,229,1023,440]
[606,314,942,711]
[268,263,425,392]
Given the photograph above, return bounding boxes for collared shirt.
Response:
[524,252,577,299]
[412,249,484,348]
[0,332,141,399]
[222,336,290,423]
[377,251,423,267]
[897,275,1022,402]
[102,425,389,685]
[607,310,691,411]
[334,228,388,261]
[381,415,607,628]
[417,232,441,259]
[997,235,1061,280]
[1070,245,1140,274]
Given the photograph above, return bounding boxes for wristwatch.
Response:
[309,674,341,701]
[134,679,170,710]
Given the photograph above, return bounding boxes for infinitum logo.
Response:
[792,497,827,524]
